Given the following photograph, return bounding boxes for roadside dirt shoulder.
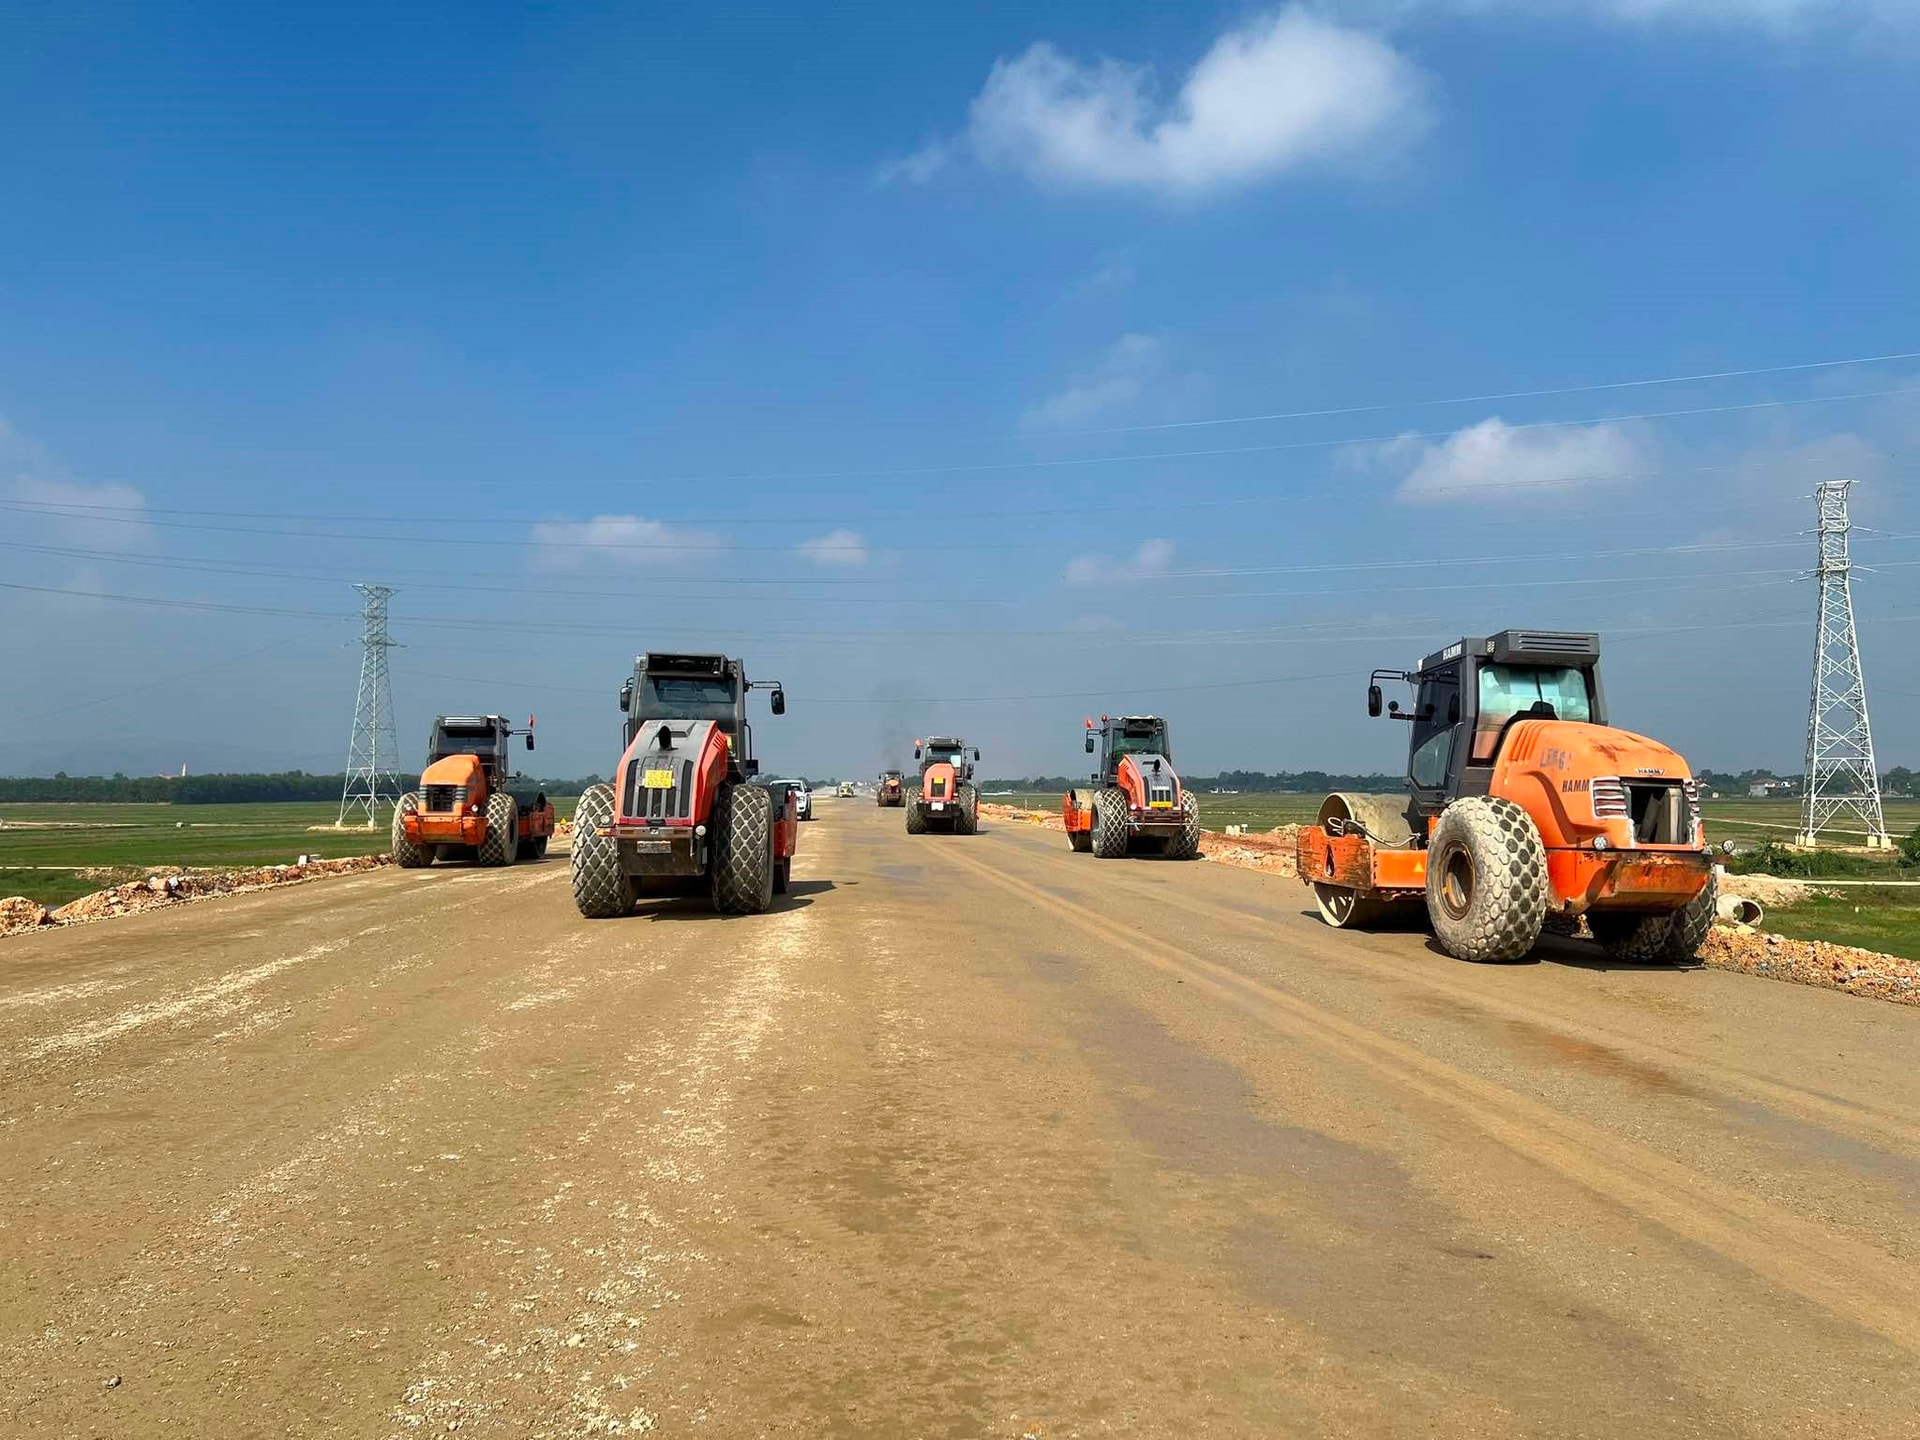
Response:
[1,855,392,939]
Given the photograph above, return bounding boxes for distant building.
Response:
[1747,779,1795,799]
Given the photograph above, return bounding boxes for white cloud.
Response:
[1,422,154,553]
[1065,537,1177,585]
[528,514,728,570]
[797,528,869,567]
[1023,333,1210,431]
[1025,334,1161,430]
[8,476,154,551]
[876,140,953,187]
[1378,417,1657,503]
[961,7,1431,199]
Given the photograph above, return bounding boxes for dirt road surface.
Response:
[3,802,1918,1437]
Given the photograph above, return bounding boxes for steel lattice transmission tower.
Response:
[1797,481,1891,849]
[338,583,404,829]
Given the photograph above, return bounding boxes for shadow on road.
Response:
[1415,932,1703,973]
[629,878,838,921]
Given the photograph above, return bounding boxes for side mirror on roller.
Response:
[1367,684,1383,718]
[771,688,786,716]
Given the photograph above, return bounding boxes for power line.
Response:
[405,606,1920,710]
[0,456,1855,532]
[1078,348,1920,436]
[5,524,1873,612]
[0,455,1870,556]
[14,631,332,725]
[7,531,1918,635]
[3,389,1913,532]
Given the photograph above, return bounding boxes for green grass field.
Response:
[1760,890,1920,963]
[0,799,581,907]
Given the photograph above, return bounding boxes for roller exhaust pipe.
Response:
[1717,895,1764,926]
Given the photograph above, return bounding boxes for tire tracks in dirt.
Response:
[928,837,1920,1355]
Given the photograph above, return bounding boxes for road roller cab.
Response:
[1063,714,1201,859]
[905,737,981,834]
[392,715,555,868]
[1296,630,1718,964]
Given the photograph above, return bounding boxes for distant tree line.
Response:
[1698,767,1917,797]
[0,772,603,804]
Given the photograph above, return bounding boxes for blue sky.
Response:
[2,0,1917,782]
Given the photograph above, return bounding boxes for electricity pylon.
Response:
[1797,481,1890,848]
[338,583,403,829]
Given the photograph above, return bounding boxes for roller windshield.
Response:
[1473,664,1593,761]
[925,743,962,765]
[431,724,499,758]
[1109,723,1167,759]
[639,674,738,720]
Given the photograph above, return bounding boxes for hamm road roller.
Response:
[1063,714,1201,859]
[1296,630,1718,963]
[571,653,797,917]
[392,715,554,867]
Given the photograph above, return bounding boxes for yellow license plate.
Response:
[642,768,674,789]
[1149,800,1173,809]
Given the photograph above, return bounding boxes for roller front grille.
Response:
[422,784,467,813]
[622,756,696,821]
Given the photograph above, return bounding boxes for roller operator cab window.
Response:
[926,744,963,765]
[1472,664,1593,762]
[639,674,738,717]
[1411,729,1453,790]
[1107,726,1167,759]
[1408,667,1460,793]
[432,727,498,758]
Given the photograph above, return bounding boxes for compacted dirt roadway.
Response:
[3,803,1919,1438]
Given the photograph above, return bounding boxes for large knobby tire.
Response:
[1588,910,1672,962]
[1658,871,1717,964]
[1166,791,1201,861]
[390,792,431,868]
[954,783,978,836]
[711,781,775,915]
[905,794,928,835]
[1425,797,1548,963]
[478,792,519,867]
[570,783,634,919]
[1091,786,1130,859]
